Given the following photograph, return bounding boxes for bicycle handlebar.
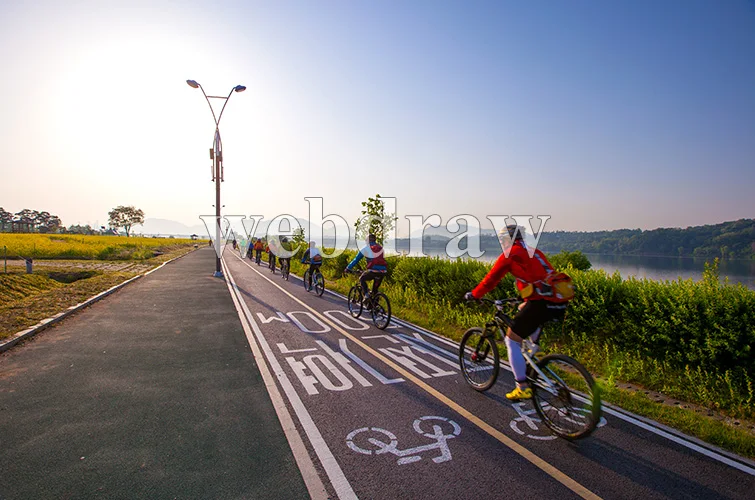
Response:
[468,296,522,309]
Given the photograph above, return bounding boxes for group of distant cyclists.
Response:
[239,224,568,402]
[241,233,387,294]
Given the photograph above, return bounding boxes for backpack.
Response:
[519,252,575,303]
[540,271,575,303]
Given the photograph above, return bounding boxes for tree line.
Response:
[534,218,755,260]
[0,208,62,233]
[0,206,145,237]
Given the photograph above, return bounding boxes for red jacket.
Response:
[472,241,553,300]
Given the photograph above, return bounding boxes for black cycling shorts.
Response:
[510,300,566,338]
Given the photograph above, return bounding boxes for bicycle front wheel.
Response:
[348,286,363,318]
[314,272,325,296]
[459,328,499,392]
[531,354,601,440]
[302,270,311,292]
[371,293,391,330]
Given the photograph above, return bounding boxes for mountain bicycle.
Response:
[302,264,325,296]
[346,269,391,330]
[280,258,291,281]
[459,297,601,440]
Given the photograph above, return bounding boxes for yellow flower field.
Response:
[0,233,201,260]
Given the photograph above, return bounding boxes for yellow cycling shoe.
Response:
[505,386,533,401]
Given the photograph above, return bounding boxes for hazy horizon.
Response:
[1,1,753,233]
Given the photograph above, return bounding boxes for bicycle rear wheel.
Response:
[348,286,363,318]
[531,354,601,440]
[370,293,391,330]
[282,261,290,280]
[459,328,499,391]
[314,272,325,296]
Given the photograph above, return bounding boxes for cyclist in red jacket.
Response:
[465,225,566,401]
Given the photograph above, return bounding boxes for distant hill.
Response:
[535,219,755,259]
[394,219,755,260]
[140,218,207,237]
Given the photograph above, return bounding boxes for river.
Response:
[584,254,755,290]
[395,248,755,290]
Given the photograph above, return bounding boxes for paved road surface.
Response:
[0,248,311,499]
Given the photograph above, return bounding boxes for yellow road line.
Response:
[230,254,602,500]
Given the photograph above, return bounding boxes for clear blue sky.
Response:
[0,0,753,233]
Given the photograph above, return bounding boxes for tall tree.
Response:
[292,226,306,253]
[35,211,50,232]
[14,209,37,232]
[38,213,61,233]
[0,208,11,232]
[354,194,397,245]
[108,206,145,237]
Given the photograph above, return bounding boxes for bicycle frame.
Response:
[345,268,384,297]
[484,300,560,394]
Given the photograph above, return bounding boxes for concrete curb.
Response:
[0,250,196,353]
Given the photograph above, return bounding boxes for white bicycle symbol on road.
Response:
[510,403,608,440]
[346,416,461,465]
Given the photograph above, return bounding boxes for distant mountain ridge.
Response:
[394,218,755,259]
[534,218,755,259]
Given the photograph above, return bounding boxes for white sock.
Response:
[505,336,527,385]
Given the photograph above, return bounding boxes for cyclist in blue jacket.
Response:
[345,234,388,300]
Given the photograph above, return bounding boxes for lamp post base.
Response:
[213,270,224,278]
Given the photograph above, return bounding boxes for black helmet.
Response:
[280,236,288,243]
[368,233,377,242]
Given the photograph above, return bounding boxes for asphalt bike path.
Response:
[0,248,310,499]
[224,249,754,500]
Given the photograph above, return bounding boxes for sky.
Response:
[0,0,753,236]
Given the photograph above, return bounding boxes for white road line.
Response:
[599,405,755,476]
[220,259,329,500]
[222,258,358,500]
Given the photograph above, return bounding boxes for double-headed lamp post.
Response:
[186,79,246,278]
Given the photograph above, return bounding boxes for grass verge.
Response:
[596,380,755,459]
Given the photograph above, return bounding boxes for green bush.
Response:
[548,250,592,271]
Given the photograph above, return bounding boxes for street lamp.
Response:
[187,79,246,278]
